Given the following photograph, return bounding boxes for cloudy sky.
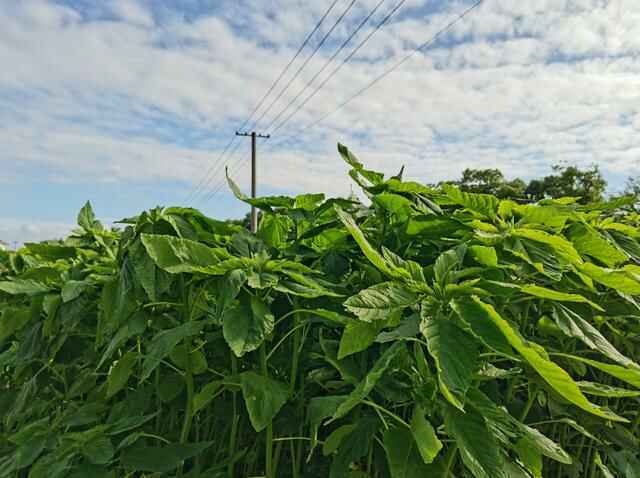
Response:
[1,0,639,245]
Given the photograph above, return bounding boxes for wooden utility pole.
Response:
[235,131,270,233]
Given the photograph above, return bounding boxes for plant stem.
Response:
[228,353,239,477]
[519,385,537,422]
[261,344,273,478]
[444,445,458,477]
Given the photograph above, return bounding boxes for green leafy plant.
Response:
[1,145,639,477]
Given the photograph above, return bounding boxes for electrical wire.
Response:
[185,0,341,204]
[247,0,359,131]
[269,0,407,137]
[269,0,484,149]
[262,0,390,133]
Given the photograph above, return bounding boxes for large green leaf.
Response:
[0,280,51,296]
[344,282,418,322]
[521,284,604,311]
[556,354,640,389]
[239,371,288,432]
[107,351,137,398]
[140,234,227,274]
[552,305,638,369]
[444,405,505,478]
[567,224,627,267]
[421,317,479,409]
[331,342,404,421]
[579,263,640,294]
[140,321,204,381]
[459,297,625,422]
[0,308,32,343]
[443,184,499,220]
[335,207,409,279]
[411,406,443,464]
[512,228,583,265]
[222,295,274,357]
[383,427,437,477]
[338,320,385,359]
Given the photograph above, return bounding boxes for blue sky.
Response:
[1,0,639,245]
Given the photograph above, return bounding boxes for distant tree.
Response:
[526,164,606,204]
[624,176,640,197]
[457,168,526,199]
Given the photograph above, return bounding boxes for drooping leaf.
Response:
[411,406,443,464]
[140,321,204,381]
[222,295,274,357]
[521,284,604,311]
[107,351,137,398]
[579,263,640,295]
[443,405,505,478]
[556,354,640,389]
[421,316,479,409]
[332,342,405,421]
[552,305,638,369]
[460,297,626,422]
[238,371,288,432]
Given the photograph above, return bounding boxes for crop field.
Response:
[1,145,639,477]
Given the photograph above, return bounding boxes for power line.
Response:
[248,0,359,131]
[185,0,341,204]
[268,0,407,137]
[262,0,390,133]
[198,139,244,203]
[269,0,484,149]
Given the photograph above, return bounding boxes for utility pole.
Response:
[235,131,270,233]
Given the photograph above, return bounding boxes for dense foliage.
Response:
[1,144,639,478]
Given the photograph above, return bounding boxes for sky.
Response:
[1,0,639,245]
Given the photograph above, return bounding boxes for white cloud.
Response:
[1,0,640,223]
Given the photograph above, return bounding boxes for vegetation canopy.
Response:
[1,144,639,477]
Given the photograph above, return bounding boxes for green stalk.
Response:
[519,385,537,422]
[180,343,194,443]
[261,344,274,478]
[228,353,239,477]
[444,445,458,477]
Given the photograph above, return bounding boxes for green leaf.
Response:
[344,282,418,322]
[512,228,583,265]
[411,407,443,464]
[82,436,114,465]
[238,371,288,432]
[14,435,47,468]
[577,381,640,398]
[552,305,638,369]
[140,234,227,274]
[78,201,101,230]
[595,452,616,478]
[406,216,461,237]
[338,320,385,359]
[521,284,604,311]
[0,308,32,343]
[579,263,640,294]
[259,214,291,248]
[338,143,384,186]
[556,354,640,389]
[0,279,51,296]
[444,405,505,478]
[421,317,479,409]
[332,342,404,421]
[383,427,435,477]
[323,424,357,456]
[335,206,408,279]
[468,245,498,267]
[193,381,223,413]
[107,351,137,398]
[222,295,274,358]
[140,321,204,381]
[443,184,499,220]
[61,280,91,303]
[567,224,627,267]
[120,442,213,473]
[514,437,543,478]
[373,193,414,221]
[461,297,626,422]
